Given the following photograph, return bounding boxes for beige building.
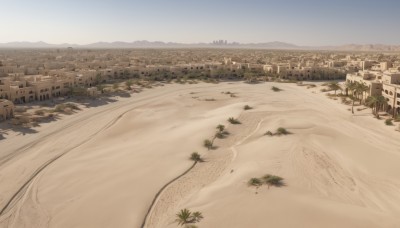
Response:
[0,99,14,121]
[346,71,383,97]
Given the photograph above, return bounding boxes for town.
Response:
[2,48,400,122]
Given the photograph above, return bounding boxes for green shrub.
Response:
[228,117,241,124]
[276,127,290,135]
[248,178,262,187]
[385,119,393,126]
[244,105,252,110]
[263,174,284,189]
[271,86,282,92]
[34,109,45,116]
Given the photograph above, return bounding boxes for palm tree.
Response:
[345,81,358,114]
[263,174,284,189]
[356,83,369,104]
[367,95,387,118]
[190,152,203,163]
[345,81,357,97]
[327,82,341,95]
[203,139,213,150]
[175,209,192,226]
[191,211,204,223]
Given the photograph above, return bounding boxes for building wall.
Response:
[0,99,14,121]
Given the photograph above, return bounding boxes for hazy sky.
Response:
[1,0,399,46]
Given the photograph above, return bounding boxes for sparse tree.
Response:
[203,139,213,150]
[327,82,341,95]
[216,124,225,132]
[190,152,203,162]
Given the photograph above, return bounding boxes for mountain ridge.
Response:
[1,41,400,51]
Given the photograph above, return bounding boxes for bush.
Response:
[34,109,46,116]
[264,131,273,136]
[228,117,241,124]
[263,174,284,189]
[65,103,80,110]
[276,127,290,135]
[248,178,262,187]
[385,119,393,126]
[271,86,282,92]
[244,105,252,110]
[54,104,66,112]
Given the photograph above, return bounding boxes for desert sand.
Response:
[1,82,400,228]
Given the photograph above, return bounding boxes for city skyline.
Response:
[1,0,400,46]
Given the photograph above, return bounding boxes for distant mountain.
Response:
[1,41,400,51]
[0,40,302,49]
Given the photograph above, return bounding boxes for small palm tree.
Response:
[216,124,225,132]
[191,211,204,223]
[190,152,203,162]
[327,82,341,95]
[356,83,369,104]
[248,178,262,187]
[175,209,192,226]
[203,139,213,150]
[346,81,357,113]
[263,174,284,189]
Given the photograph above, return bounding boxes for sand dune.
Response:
[1,82,400,228]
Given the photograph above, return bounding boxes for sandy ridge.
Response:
[145,111,267,228]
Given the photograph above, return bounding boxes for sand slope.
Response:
[1,82,400,228]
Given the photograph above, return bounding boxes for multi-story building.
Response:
[346,70,400,116]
